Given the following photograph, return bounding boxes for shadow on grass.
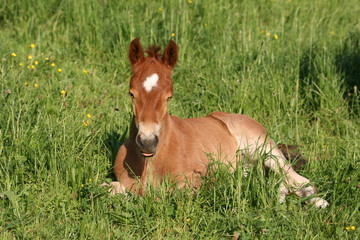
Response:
[103,127,128,180]
[299,45,322,114]
[335,30,360,116]
[299,31,360,117]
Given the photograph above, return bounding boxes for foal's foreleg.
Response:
[265,146,329,208]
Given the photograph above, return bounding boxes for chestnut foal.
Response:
[104,38,328,208]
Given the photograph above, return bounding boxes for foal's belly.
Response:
[166,115,239,169]
[151,115,239,188]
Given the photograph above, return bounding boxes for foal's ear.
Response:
[129,38,144,66]
[162,40,178,68]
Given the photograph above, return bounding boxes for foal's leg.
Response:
[100,181,127,195]
[264,144,329,208]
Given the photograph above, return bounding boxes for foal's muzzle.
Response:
[136,134,159,157]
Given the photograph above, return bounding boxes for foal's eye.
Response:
[166,96,172,102]
[129,91,135,99]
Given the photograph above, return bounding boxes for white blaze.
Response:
[143,73,159,92]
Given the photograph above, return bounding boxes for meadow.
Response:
[0,0,359,239]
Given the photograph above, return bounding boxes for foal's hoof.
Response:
[309,197,329,208]
[100,181,126,195]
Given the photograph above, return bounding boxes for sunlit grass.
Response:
[0,0,359,239]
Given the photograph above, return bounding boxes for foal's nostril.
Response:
[136,135,144,147]
[154,135,159,146]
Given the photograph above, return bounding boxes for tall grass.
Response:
[1,0,359,239]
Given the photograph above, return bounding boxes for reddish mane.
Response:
[145,45,162,60]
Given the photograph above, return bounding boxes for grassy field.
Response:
[0,0,359,239]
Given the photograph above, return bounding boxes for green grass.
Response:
[1,0,359,239]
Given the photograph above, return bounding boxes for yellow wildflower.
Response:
[50,63,56,67]
[88,178,92,182]
[34,60,39,65]
[330,31,336,36]
[186,218,191,222]
[27,55,33,59]
[45,57,50,61]
[81,184,84,188]
[27,65,35,69]
[86,114,92,119]
[171,33,176,37]
[24,82,28,86]
[274,34,279,39]
[158,7,163,12]
[266,32,271,36]
[188,0,192,3]
[30,43,36,48]
[10,52,17,57]
[82,70,88,74]
[34,83,39,87]
[83,120,90,127]
[345,226,356,231]
[259,30,265,34]
[19,63,24,66]
[60,90,67,95]
[57,68,63,73]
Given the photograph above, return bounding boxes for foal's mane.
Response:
[146,45,162,60]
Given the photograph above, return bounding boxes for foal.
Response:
[105,38,328,208]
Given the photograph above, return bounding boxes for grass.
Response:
[0,0,359,239]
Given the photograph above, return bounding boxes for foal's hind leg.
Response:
[209,112,328,207]
[264,145,329,208]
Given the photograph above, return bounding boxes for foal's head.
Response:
[128,38,178,157]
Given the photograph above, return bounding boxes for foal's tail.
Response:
[277,144,307,170]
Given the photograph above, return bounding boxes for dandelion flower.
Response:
[34,60,39,65]
[86,114,92,119]
[50,63,56,67]
[10,52,17,57]
[45,57,50,61]
[274,34,279,39]
[186,218,191,222]
[259,30,265,34]
[81,184,84,187]
[88,178,92,182]
[82,70,88,74]
[266,32,271,36]
[34,83,39,87]
[158,7,163,12]
[24,82,29,86]
[171,33,176,37]
[351,226,355,230]
[19,63,24,66]
[27,55,33,59]
[60,90,67,95]
[30,43,36,48]
[27,65,35,69]
[57,68,63,73]
[188,0,193,3]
